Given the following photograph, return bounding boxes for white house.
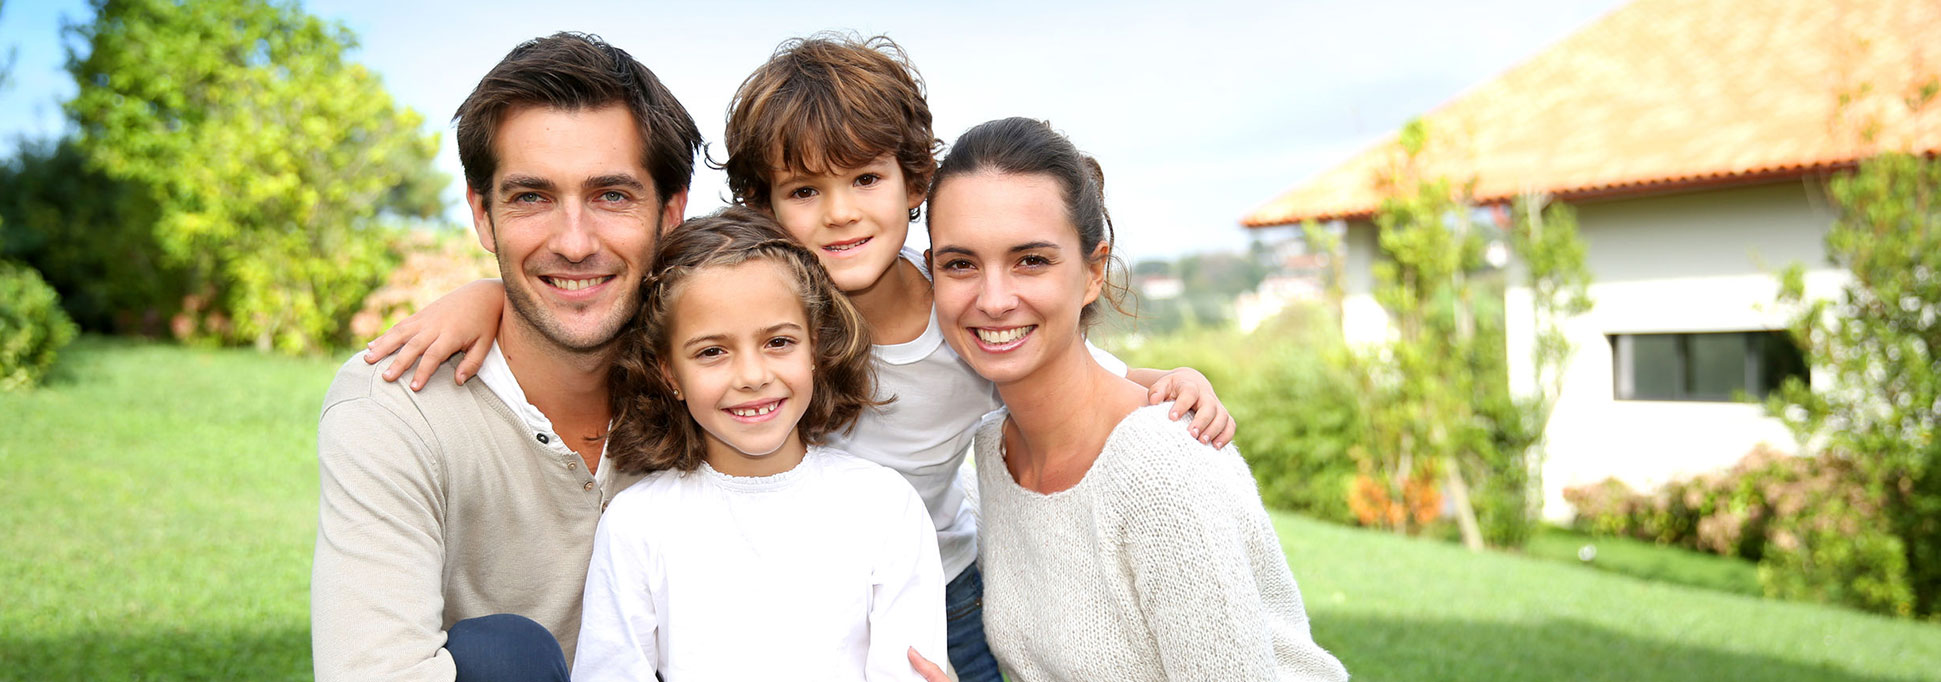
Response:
[1240,0,1941,520]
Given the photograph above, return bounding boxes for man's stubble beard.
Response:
[491,213,656,358]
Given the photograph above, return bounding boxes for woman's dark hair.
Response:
[925,117,1130,328]
[606,207,881,474]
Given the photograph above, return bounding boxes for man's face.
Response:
[467,104,686,354]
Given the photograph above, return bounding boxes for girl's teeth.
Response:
[730,402,779,417]
[975,326,1034,344]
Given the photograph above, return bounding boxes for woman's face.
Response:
[927,171,1104,387]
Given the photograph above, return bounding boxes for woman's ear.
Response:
[1083,241,1109,307]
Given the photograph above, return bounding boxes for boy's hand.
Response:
[1146,367,1236,449]
[363,279,506,391]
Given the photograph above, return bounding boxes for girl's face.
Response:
[927,171,1104,387]
[660,258,816,476]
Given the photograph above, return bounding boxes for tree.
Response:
[64,0,445,353]
[1333,119,1591,549]
[1769,77,1941,617]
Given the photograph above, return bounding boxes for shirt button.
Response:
[536,433,550,444]
[567,461,577,470]
[583,481,595,492]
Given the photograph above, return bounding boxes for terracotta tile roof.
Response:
[1242,0,1941,228]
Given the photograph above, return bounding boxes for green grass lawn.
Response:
[4,338,1940,681]
[1523,524,1764,597]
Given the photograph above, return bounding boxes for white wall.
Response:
[1501,180,1848,520]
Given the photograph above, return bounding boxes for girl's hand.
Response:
[1146,367,1237,449]
[908,647,951,682]
[363,279,506,391]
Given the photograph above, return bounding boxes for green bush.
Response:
[0,139,185,335]
[1109,303,1363,524]
[0,260,79,390]
[1563,447,1916,617]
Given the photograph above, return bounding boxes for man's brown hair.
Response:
[722,33,942,218]
[606,207,884,474]
[455,32,703,206]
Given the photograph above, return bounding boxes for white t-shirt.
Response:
[573,447,945,681]
[826,248,1128,581]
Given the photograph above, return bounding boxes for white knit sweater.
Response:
[975,404,1349,681]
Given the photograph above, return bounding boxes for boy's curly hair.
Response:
[606,207,883,474]
[721,33,942,220]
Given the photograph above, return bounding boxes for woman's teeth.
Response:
[546,276,611,291]
[976,326,1034,344]
[730,402,780,417]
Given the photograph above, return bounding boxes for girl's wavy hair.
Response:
[607,207,882,474]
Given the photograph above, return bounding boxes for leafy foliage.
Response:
[0,260,79,391]
[0,139,184,335]
[1563,447,1915,617]
[1111,303,1364,524]
[1328,119,1592,548]
[62,0,445,353]
[1768,146,1941,618]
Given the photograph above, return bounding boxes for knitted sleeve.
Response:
[572,495,662,681]
[1115,427,1349,681]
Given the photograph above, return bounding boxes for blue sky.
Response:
[0,0,1626,262]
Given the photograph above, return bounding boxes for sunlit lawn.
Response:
[3,338,1939,680]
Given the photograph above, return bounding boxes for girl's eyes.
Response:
[765,336,798,350]
[695,347,726,359]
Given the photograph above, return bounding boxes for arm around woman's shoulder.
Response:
[1106,409,1349,681]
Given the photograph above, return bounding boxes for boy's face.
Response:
[765,154,924,293]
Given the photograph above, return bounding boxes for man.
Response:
[311,32,701,682]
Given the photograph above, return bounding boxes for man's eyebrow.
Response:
[498,174,555,195]
[588,174,647,191]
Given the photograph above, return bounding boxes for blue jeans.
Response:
[946,561,1002,682]
[447,613,570,682]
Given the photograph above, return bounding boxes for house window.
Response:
[1610,331,1808,402]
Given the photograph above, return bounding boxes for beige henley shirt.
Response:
[311,346,642,681]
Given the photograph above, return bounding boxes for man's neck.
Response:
[498,313,614,471]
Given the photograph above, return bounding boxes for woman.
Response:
[920,117,1349,681]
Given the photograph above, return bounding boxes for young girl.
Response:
[571,207,945,681]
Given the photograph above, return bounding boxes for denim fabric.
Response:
[945,561,1003,682]
[447,613,570,682]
